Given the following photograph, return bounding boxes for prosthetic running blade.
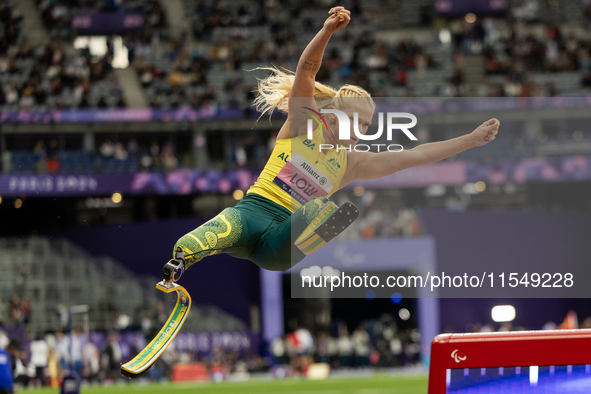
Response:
[121,282,191,378]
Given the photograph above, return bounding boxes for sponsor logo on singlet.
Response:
[273,152,334,205]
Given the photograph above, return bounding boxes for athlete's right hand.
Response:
[324,6,351,34]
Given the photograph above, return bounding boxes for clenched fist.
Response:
[323,6,351,34]
[470,118,500,147]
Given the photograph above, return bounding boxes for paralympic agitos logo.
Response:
[303,107,418,152]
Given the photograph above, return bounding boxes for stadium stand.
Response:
[0,237,246,333]
[35,0,167,39]
[0,237,157,332]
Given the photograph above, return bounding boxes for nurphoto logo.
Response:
[304,107,418,152]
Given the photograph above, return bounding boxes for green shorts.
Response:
[174,193,323,272]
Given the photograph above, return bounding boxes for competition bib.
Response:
[273,152,334,205]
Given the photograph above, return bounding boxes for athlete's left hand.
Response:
[470,118,500,147]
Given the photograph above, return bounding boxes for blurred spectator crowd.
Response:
[1,328,137,388]
[36,0,167,40]
[447,14,591,96]
[1,0,125,110]
[0,296,32,328]
[333,189,423,240]
[354,205,422,239]
[2,137,181,174]
[0,293,422,388]
[132,0,434,109]
[3,0,591,112]
[0,295,261,388]
[0,326,268,389]
[0,39,125,110]
[270,316,422,375]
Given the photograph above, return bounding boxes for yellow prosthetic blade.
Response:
[121,282,191,378]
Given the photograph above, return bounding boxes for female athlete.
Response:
[163,6,499,279]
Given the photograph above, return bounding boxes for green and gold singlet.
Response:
[174,126,348,272]
[248,125,348,212]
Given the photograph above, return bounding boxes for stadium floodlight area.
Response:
[428,329,591,393]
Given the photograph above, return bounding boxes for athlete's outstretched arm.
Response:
[280,7,351,139]
[345,118,500,182]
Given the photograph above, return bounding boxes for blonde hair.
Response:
[252,66,374,119]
